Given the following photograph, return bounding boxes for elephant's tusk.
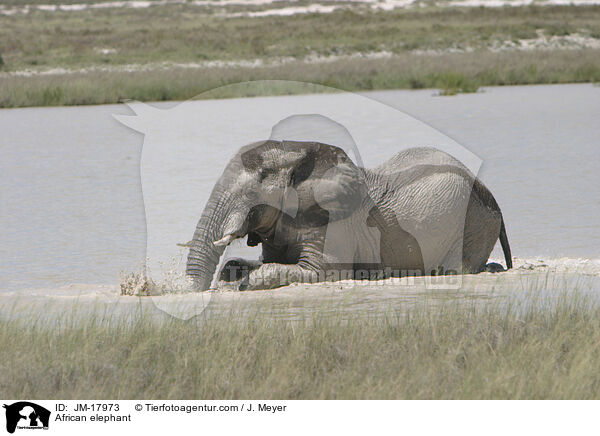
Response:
[213,234,237,247]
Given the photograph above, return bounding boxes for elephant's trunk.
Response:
[186,176,248,291]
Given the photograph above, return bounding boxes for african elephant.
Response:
[186,141,512,291]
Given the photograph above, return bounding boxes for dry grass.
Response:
[1,5,599,70]
[1,290,599,399]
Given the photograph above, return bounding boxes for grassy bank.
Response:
[1,5,600,107]
[2,294,600,399]
[2,49,600,107]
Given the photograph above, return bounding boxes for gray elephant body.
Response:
[186,141,512,290]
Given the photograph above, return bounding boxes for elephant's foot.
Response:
[484,262,505,273]
[239,263,319,291]
[219,258,262,283]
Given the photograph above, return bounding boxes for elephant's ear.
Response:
[289,141,368,223]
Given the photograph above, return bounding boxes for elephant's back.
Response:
[374,147,470,175]
[371,146,500,214]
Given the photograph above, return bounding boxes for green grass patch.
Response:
[434,72,480,95]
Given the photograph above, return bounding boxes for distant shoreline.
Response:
[1,4,599,107]
[3,0,600,16]
[2,50,598,108]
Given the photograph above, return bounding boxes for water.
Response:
[1,83,599,320]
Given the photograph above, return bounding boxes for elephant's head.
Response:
[186,140,368,290]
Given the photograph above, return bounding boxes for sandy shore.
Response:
[2,257,598,323]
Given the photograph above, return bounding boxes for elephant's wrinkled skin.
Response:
[186,141,512,290]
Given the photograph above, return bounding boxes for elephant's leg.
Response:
[438,237,464,275]
[462,180,503,273]
[462,221,501,273]
[239,263,319,291]
[219,258,262,282]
